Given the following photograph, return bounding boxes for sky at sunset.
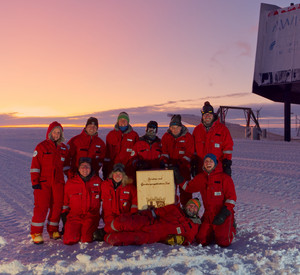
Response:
[1,0,299,127]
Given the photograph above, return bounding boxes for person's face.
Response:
[147,127,156,135]
[185,203,198,216]
[51,128,61,141]
[78,162,91,177]
[112,171,123,182]
[203,157,215,172]
[202,113,214,125]
[170,125,182,136]
[85,124,98,136]
[118,118,128,127]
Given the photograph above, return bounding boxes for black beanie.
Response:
[146,121,158,132]
[85,117,98,128]
[112,163,125,173]
[78,157,92,166]
[201,101,214,115]
[169,115,182,127]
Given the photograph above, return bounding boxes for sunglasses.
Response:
[201,110,213,114]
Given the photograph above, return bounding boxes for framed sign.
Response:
[136,169,175,210]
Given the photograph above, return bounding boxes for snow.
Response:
[0,127,299,275]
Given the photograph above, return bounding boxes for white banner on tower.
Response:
[254,3,300,86]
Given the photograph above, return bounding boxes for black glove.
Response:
[212,206,231,225]
[32,183,41,190]
[60,212,68,235]
[137,159,150,170]
[102,166,108,180]
[148,207,159,222]
[190,158,199,178]
[160,160,168,169]
[93,227,106,242]
[102,161,112,180]
[171,166,185,185]
[222,159,232,176]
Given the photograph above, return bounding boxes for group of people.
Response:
[29,101,236,248]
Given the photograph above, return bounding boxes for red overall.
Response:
[62,173,102,244]
[101,178,138,232]
[161,126,194,205]
[130,136,162,169]
[66,129,105,178]
[103,125,139,178]
[192,118,233,167]
[104,204,200,246]
[181,164,237,247]
[30,122,68,235]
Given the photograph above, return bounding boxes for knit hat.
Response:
[201,101,214,115]
[146,120,158,133]
[117,112,130,123]
[78,157,92,166]
[112,163,125,173]
[169,114,182,127]
[203,153,218,166]
[186,198,201,211]
[85,117,98,128]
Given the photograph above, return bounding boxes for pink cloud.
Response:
[236,41,252,57]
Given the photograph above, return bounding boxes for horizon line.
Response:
[0,123,291,129]
[0,123,196,128]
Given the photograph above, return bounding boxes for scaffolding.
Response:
[216,106,262,139]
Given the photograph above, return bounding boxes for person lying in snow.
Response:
[102,198,202,246]
[178,153,237,247]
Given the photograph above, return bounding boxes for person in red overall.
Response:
[62,157,102,245]
[192,101,233,177]
[180,153,237,247]
[160,115,194,206]
[103,112,139,179]
[101,163,138,233]
[130,120,162,172]
[104,198,202,246]
[66,117,105,179]
[30,121,69,244]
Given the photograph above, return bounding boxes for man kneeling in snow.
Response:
[104,199,202,246]
[178,153,237,247]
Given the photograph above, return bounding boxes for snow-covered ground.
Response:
[0,127,299,275]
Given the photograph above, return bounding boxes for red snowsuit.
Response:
[66,129,105,178]
[181,163,236,247]
[160,126,194,205]
[101,178,138,232]
[30,121,69,235]
[62,173,102,244]
[192,118,233,168]
[130,136,162,170]
[103,125,139,178]
[104,204,200,246]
